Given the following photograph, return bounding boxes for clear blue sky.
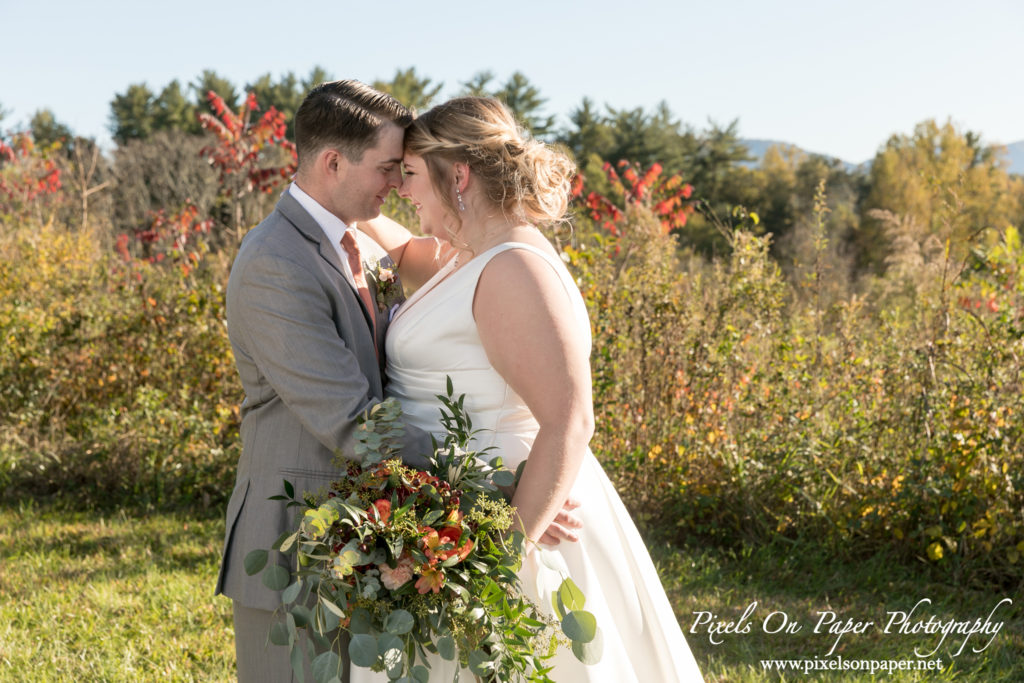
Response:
[1,0,1020,164]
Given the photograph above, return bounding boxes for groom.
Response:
[216,80,583,682]
[215,80,432,682]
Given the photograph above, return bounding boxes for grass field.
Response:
[0,501,1019,681]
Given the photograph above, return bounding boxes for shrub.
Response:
[566,175,1024,587]
[0,214,240,507]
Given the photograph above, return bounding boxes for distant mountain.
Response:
[1003,141,1024,175]
[740,138,1024,176]
[739,139,865,173]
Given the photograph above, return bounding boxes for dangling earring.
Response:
[455,185,466,212]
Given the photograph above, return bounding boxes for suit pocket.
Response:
[279,467,340,481]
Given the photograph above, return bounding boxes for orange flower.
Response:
[415,566,445,594]
[420,527,441,561]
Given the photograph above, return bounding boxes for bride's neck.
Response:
[460,212,532,254]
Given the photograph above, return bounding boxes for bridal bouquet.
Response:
[245,382,601,683]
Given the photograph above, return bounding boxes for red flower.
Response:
[368,499,391,524]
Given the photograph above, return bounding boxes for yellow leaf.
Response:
[927,542,944,561]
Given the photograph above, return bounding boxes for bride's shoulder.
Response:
[475,242,570,303]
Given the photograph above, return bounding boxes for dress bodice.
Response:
[384,242,591,469]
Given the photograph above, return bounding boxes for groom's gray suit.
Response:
[216,189,431,680]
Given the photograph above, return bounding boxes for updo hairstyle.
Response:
[404,97,576,229]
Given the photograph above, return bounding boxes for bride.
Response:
[358,97,704,682]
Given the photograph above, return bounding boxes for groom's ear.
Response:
[323,148,344,175]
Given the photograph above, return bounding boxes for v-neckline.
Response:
[389,255,462,325]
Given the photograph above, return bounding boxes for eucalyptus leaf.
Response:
[279,531,299,554]
[437,634,456,661]
[468,649,493,676]
[558,577,586,611]
[412,665,431,683]
[562,609,597,643]
[317,602,342,633]
[384,609,415,635]
[311,651,342,683]
[349,633,379,668]
[349,607,373,635]
[262,564,291,591]
[571,625,604,664]
[291,604,313,628]
[378,632,405,679]
[320,597,346,620]
[491,469,516,487]
[377,632,404,657]
[243,549,268,576]
[289,639,307,680]
[282,579,302,605]
[269,622,290,647]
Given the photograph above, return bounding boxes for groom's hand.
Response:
[539,497,583,546]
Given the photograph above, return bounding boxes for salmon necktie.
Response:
[340,230,378,343]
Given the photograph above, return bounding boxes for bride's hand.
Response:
[538,497,582,546]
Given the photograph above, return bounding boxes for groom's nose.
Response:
[386,165,402,190]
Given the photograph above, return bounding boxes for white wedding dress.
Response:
[354,242,704,682]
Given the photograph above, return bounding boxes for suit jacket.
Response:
[216,190,432,611]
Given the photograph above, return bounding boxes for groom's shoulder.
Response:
[237,202,311,260]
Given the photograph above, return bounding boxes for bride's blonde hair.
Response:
[405,97,576,231]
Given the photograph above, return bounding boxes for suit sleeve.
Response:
[228,250,432,468]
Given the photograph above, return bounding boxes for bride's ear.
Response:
[452,162,471,192]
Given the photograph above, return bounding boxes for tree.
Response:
[198,91,296,240]
[154,80,199,134]
[111,130,217,236]
[689,119,752,202]
[247,71,305,139]
[29,109,73,148]
[491,72,555,138]
[857,119,1021,273]
[562,97,614,164]
[459,70,496,97]
[109,83,157,143]
[191,70,238,110]
[459,71,555,138]
[373,67,443,113]
[301,65,333,92]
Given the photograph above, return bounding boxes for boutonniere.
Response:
[368,259,403,313]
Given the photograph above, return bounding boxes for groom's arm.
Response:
[229,249,432,468]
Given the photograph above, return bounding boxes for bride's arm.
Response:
[360,214,453,290]
[474,249,594,549]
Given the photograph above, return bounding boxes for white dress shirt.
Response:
[288,182,358,287]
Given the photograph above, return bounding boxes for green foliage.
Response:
[566,186,1024,588]
[109,83,157,143]
[373,67,443,114]
[253,394,599,681]
[859,119,1024,273]
[460,71,556,138]
[110,129,218,235]
[28,109,73,148]
[0,218,240,507]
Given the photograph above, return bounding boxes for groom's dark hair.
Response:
[294,80,412,167]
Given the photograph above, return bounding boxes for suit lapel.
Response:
[275,193,380,352]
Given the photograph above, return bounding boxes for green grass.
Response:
[650,537,1024,681]
[0,502,1020,681]
[0,501,234,682]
